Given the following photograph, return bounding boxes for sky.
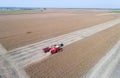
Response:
[0,0,120,8]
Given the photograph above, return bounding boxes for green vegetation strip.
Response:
[112,10,120,13]
[0,9,46,14]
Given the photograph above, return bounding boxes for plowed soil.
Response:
[25,24,120,78]
[0,10,117,50]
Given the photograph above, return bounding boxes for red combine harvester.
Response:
[42,43,64,54]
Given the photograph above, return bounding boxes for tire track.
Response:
[0,44,29,78]
[84,40,120,78]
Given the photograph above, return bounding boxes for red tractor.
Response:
[42,43,64,54]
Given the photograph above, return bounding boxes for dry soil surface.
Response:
[0,10,117,50]
[25,24,120,78]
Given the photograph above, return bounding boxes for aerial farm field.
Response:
[25,23,120,78]
[0,9,118,50]
[0,9,120,78]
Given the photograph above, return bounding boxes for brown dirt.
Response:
[25,24,120,78]
[0,10,117,50]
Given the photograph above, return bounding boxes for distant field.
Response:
[0,9,46,14]
[112,10,120,13]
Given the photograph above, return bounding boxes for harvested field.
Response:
[0,10,118,50]
[1,10,120,78]
[25,24,120,78]
[7,17,120,68]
